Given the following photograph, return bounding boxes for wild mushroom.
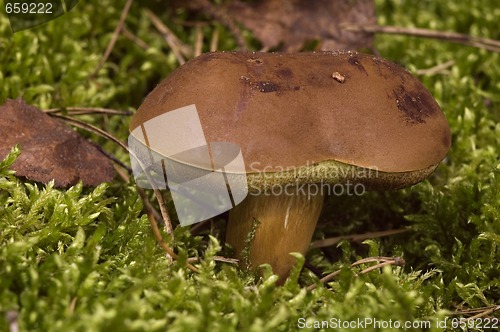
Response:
[130,51,451,279]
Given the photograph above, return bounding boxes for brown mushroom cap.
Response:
[131,51,451,189]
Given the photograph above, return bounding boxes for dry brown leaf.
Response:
[227,0,376,52]
[0,98,115,187]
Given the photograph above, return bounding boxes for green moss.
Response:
[0,0,499,331]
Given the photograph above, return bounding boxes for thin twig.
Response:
[212,256,239,264]
[92,0,133,77]
[69,297,77,315]
[307,256,404,291]
[450,305,500,320]
[146,9,192,65]
[115,163,164,232]
[53,113,134,173]
[45,106,133,116]
[129,164,176,266]
[341,24,500,53]
[415,60,455,76]
[465,305,500,320]
[152,187,174,236]
[127,136,175,238]
[311,229,410,249]
[129,144,175,238]
[452,305,500,316]
[351,256,404,266]
[49,114,128,151]
[95,143,132,174]
[140,188,199,272]
[210,27,219,52]
[187,255,239,264]
[358,260,399,274]
[133,164,234,268]
[51,113,132,173]
[193,0,247,50]
[194,25,203,57]
[122,26,151,50]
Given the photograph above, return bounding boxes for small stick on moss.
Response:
[69,297,77,315]
[452,305,500,316]
[51,114,133,177]
[210,27,219,52]
[465,305,500,320]
[307,256,405,291]
[146,9,192,65]
[49,113,133,173]
[133,156,175,239]
[45,107,133,116]
[144,199,199,272]
[415,60,455,76]
[114,165,163,223]
[149,209,238,266]
[129,167,178,257]
[310,229,410,249]
[341,24,500,53]
[115,163,174,260]
[152,188,174,236]
[194,25,203,57]
[48,114,128,151]
[92,0,133,77]
[212,256,239,264]
[450,305,500,320]
[122,26,151,50]
[96,145,132,174]
[187,256,239,264]
[192,0,247,50]
[351,256,404,266]
[358,258,405,274]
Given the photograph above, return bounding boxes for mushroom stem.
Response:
[226,188,324,279]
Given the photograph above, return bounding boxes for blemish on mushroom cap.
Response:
[332,72,345,83]
[131,51,451,176]
[253,81,279,93]
[276,67,294,79]
[348,54,368,75]
[393,83,440,124]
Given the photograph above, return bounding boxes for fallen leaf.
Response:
[227,0,376,52]
[0,98,115,187]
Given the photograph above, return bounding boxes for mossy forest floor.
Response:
[0,0,499,331]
